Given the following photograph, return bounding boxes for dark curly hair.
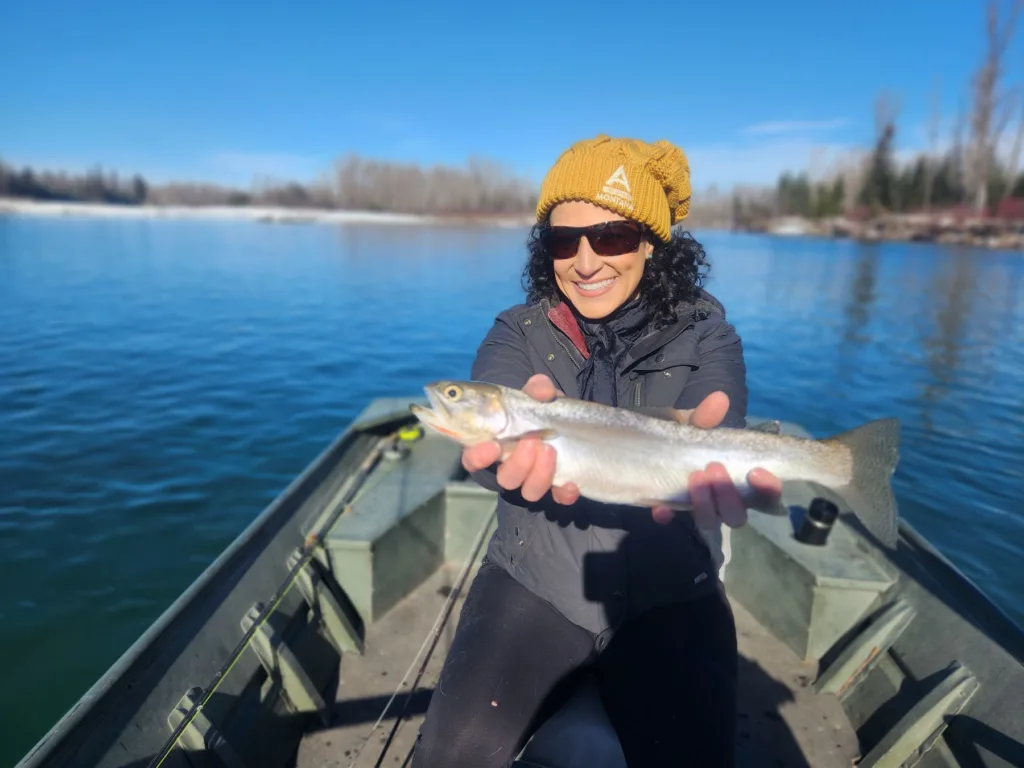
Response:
[521,224,711,330]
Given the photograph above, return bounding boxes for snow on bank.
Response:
[0,198,533,228]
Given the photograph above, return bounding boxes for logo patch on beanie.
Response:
[595,165,634,212]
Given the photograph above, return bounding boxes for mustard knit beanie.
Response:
[535,134,692,243]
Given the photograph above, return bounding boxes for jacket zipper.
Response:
[542,311,645,402]
[542,315,582,370]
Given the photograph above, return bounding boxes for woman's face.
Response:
[547,201,653,320]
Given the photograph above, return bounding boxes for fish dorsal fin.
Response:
[749,420,782,434]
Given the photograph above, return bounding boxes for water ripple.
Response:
[0,218,1022,766]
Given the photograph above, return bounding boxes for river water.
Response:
[1,215,1022,765]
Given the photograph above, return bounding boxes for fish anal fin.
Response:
[749,419,782,434]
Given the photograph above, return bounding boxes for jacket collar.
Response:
[547,301,590,359]
[541,298,704,369]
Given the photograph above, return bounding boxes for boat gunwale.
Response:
[14,405,409,768]
[895,517,1024,659]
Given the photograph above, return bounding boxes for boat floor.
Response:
[293,564,862,768]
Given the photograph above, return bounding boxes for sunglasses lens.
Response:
[543,230,581,259]
[591,223,642,255]
[542,222,643,259]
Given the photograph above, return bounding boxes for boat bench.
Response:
[312,430,496,627]
[724,480,897,663]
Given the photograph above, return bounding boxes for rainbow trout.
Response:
[410,380,902,547]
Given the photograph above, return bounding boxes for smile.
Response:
[575,277,617,294]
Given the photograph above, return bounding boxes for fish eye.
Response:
[443,384,463,401]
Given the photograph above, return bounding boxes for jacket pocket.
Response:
[495,498,542,570]
[629,364,696,408]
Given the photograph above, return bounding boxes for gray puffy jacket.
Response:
[468,292,748,647]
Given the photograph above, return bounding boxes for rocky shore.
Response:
[748,213,1024,251]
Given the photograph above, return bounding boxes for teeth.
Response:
[577,278,615,292]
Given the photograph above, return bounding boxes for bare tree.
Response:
[806,146,827,212]
[966,0,1024,213]
[859,91,901,213]
[952,100,969,204]
[1000,98,1024,202]
[924,78,942,212]
[838,149,868,212]
[331,153,536,215]
[875,91,902,138]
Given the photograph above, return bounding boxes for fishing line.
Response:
[344,501,495,768]
[371,506,494,768]
[145,430,395,768]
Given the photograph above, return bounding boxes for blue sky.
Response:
[2,0,1022,191]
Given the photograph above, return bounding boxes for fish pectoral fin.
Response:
[496,429,559,457]
[506,428,558,442]
[748,419,782,434]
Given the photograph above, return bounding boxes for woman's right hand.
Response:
[460,374,581,505]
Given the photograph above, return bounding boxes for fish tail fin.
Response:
[825,418,901,548]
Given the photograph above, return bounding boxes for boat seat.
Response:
[513,673,627,768]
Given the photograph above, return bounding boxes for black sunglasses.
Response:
[539,220,645,260]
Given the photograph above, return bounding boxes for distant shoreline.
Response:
[13,199,1022,252]
[0,198,535,229]
[740,213,1024,252]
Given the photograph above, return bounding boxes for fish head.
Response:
[409,381,510,446]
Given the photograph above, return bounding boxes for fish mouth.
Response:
[409,386,446,420]
[409,386,463,440]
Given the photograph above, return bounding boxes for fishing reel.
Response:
[384,423,424,461]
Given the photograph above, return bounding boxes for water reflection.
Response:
[1004,262,1022,336]
[841,244,879,348]
[917,249,977,433]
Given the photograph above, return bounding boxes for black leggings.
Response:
[411,561,738,767]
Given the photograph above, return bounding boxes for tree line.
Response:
[0,154,539,216]
[0,163,150,205]
[733,0,1024,227]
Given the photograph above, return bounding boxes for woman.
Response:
[411,135,782,767]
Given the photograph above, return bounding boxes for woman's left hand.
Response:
[651,391,783,529]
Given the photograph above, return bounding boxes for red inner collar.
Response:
[546,302,590,359]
